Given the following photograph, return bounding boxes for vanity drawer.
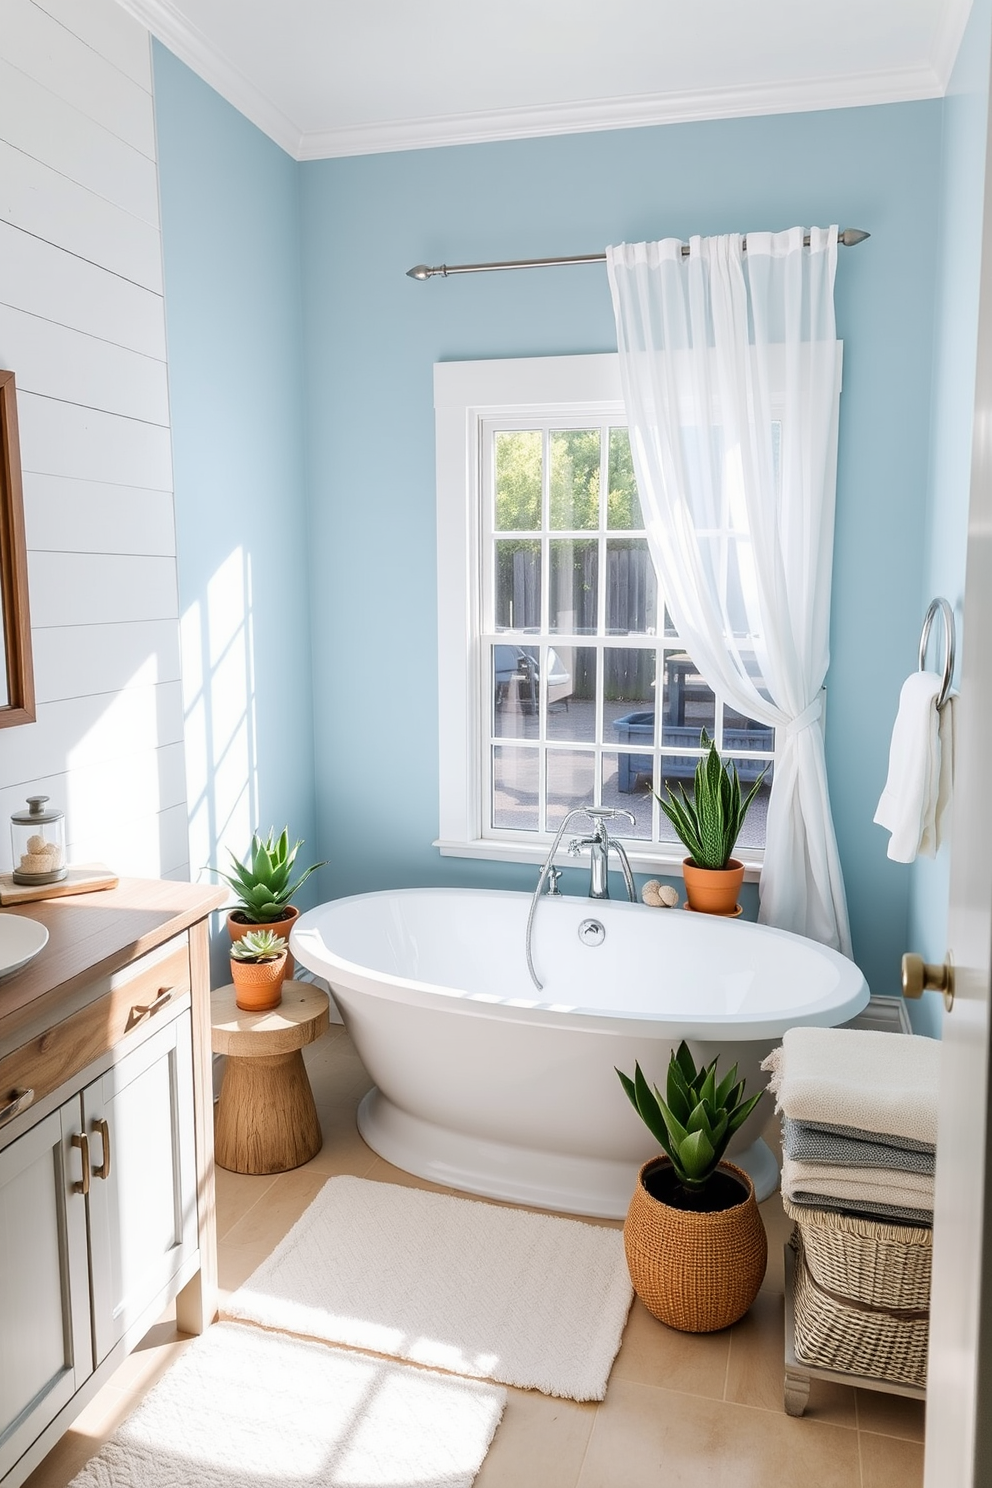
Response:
[0,945,190,1128]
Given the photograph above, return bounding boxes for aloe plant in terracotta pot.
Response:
[214,828,326,949]
[654,730,766,915]
[617,1042,767,1332]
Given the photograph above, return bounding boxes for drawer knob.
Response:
[126,987,173,1031]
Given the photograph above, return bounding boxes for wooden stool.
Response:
[211,980,330,1175]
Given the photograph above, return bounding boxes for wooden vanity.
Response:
[0,879,225,1488]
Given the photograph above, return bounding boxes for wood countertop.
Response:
[0,878,226,1054]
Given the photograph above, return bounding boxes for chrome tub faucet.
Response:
[525,807,637,990]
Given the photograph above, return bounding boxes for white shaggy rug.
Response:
[224,1176,632,1401]
[69,1321,505,1488]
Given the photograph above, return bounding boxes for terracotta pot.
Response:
[623,1156,767,1333]
[681,858,745,915]
[230,950,288,1013]
[228,905,299,965]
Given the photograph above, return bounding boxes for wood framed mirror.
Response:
[0,371,35,726]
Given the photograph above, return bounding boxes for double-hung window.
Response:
[434,354,774,869]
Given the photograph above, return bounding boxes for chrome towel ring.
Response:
[919,597,955,707]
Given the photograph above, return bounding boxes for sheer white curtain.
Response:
[606,226,851,954]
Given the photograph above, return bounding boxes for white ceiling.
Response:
[118,0,973,160]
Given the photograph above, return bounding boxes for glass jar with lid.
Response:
[11,796,67,884]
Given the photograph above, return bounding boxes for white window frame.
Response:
[433,353,765,878]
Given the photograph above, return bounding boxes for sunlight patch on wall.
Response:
[182,547,258,891]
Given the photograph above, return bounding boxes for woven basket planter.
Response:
[784,1200,932,1388]
[624,1157,767,1333]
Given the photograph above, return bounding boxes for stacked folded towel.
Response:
[762,1026,939,1226]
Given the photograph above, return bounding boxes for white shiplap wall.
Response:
[0,0,188,878]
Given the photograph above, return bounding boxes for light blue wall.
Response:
[298,104,943,1000]
[907,1,992,1036]
[152,46,321,976]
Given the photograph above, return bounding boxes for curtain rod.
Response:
[406,227,869,280]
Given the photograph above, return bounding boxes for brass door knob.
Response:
[901,952,954,1011]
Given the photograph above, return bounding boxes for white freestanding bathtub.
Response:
[291,888,869,1218]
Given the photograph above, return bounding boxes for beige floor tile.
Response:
[576,1377,863,1488]
[855,1387,926,1441]
[298,1116,380,1178]
[220,1166,328,1249]
[726,1289,857,1427]
[475,1386,596,1488]
[213,1165,278,1239]
[860,1429,925,1487]
[217,1239,279,1299]
[611,1297,730,1399]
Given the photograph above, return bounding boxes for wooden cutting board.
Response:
[0,863,119,906]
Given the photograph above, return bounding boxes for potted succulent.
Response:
[230,929,289,1012]
[655,729,766,914]
[214,828,326,947]
[617,1042,767,1332]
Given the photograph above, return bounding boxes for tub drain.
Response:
[578,918,606,946]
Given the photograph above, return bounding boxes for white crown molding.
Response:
[111,0,946,163]
[931,0,976,89]
[296,64,945,161]
[112,0,304,156]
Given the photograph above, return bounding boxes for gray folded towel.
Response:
[785,1190,933,1227]
[797,1119,935,1155]
[783,1118,936,1175]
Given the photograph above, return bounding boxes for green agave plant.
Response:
[229,929,288,963]
[655,729,766,871]
[214,828,326,924]
[617,1041,764,1194]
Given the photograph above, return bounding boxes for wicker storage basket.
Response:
[784,1199,931,1389]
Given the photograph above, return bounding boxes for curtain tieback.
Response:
[785,692,824,739]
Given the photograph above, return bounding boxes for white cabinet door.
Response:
[83,1011,198,1366]
[0,1102,91,1481]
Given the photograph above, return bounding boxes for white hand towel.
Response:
[762,1026,940,1146]
[874,671,952,863]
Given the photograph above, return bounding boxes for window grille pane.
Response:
[660,651,715,744]
[495,539,541,630]
[606,539,657,634]
[550,539,597,634]
[550,430,600,530]
[607,427,643,530]
[495,430,541,531]
[546,646,596,743]
[601,753,653,838]
[491,746,539,831]
[604,648,655,717]
[492,645,539,738]
[546,749,595,831]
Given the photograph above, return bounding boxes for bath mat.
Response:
[224,1175,633,1401]
[68,1320,505,1488]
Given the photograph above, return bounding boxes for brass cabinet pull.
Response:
[93,1118,111,1181]
[126,986,173,1031]
[71,1132,90,1195]
[0,1087,34,1129]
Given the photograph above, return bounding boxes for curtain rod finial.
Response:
[839,228,870,247]
[407,263,433,280]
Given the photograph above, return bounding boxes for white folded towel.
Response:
[781,1155,934,1214]
[874,671,953,863]
[762,1026,940,1147]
